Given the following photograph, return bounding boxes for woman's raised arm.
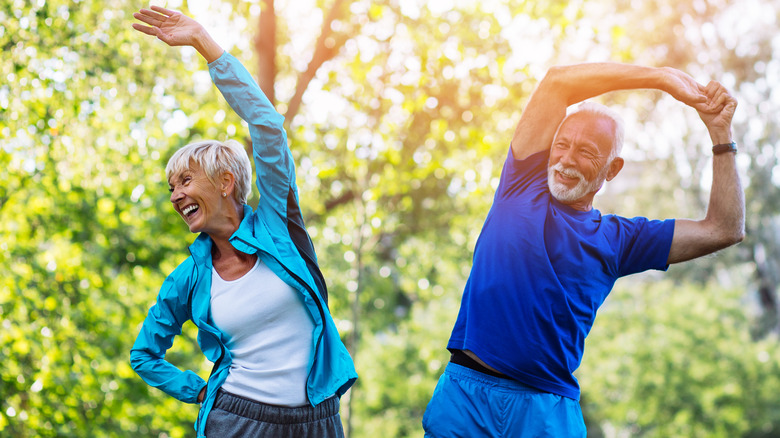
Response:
[132,6,223,63]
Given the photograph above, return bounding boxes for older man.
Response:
[423,63,743,437]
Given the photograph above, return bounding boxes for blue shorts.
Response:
[423,363,586,437]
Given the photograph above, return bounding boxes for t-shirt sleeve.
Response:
[614,216,675,276]
[495,146,550,201]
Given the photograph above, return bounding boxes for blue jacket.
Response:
[130,52,357,437]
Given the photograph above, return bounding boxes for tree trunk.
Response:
[254,0,277,104]
[283,0,351,125]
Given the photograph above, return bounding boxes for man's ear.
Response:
[605,157,624,181]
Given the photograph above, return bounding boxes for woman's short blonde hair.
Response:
[165,139,252,204]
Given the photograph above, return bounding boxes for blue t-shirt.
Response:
[447,148,674,400]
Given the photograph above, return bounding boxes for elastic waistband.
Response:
[449,349,511,379]
[444,362,544,393]
[213,390,339,424]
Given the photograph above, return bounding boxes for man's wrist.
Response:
[658,66,676,92]
[708,129,732,146]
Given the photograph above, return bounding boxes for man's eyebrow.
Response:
[576,139,602,151]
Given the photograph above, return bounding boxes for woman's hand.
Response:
[132,6,223,63]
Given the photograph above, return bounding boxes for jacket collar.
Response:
[229,205,261,253]
[188,233,213,265]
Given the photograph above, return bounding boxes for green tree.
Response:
[3,0,780,436]
[580,280,780,437]
[291,1,573,435]
[1,0,229,435]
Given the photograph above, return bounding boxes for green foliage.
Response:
[3,0,779,437]
[580,279,780,437]
[1,0,215,435]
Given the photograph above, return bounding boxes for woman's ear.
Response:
[220,171,236,197]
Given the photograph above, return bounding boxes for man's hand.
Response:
[697,81,737,145]
[132,6,223,63]
[660,67,715,113]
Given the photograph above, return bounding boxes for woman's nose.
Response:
[170,188,184,203]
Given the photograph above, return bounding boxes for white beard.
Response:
[547,162,609,203]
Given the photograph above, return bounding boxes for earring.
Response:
[222,193,227,198]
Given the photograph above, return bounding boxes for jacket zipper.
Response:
[189,249,226,434]
[188,250,227,376]
[233,237,327,385]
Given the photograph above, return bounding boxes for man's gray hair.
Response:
[567,101,625,160]
[165,139,252,204]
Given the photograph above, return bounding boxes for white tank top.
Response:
[210,257,315,406]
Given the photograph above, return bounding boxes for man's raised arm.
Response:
[511,63,714,160]
[668,82,744,264]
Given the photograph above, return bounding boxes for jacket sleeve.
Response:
[130,264,206,404]
[208,51,294,222]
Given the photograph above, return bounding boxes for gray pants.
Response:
[205,390,345,438]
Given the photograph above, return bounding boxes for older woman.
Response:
[129,6,356,437]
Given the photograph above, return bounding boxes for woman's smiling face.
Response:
[168,161,224,234]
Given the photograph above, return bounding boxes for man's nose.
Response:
[559,149,576,167]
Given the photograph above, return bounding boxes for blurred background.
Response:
[2,0,779,436]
